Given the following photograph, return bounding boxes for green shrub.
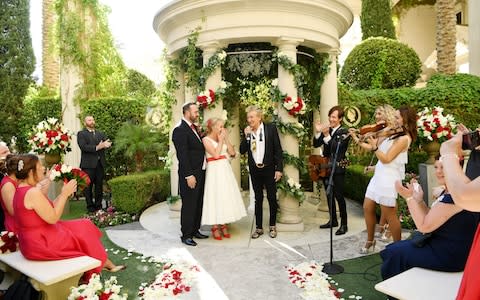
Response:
[340,37,421,90]
[344,164,373,204]
[109,169,170,214]
[17,97,61,152]
[339,74,480,131]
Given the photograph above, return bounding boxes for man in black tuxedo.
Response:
[240,106,283,239]
[172,102,208,247]
[313,105,351,235]
[77,116,111,213]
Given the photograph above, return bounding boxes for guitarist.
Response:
[313,106,351,235]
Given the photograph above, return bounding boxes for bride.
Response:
[201,117,247,240]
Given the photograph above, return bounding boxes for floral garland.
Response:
[283,152,308,175]
[273,116,307,138]
[68,274,127,300]
[0,231,18,254]
[286,261,343,300]
[138,261,200,299]
[196,80,231,110]
[278,176,305,204]
[274,52,307,92]
[283,96,306,116]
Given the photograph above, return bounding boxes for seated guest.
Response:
[380,155,480,283]
[439,130,480,299]
[1,154,19,232]
[13,154,125,281]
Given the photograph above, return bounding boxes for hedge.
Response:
[108,169,170,214]
[339,73,480,131]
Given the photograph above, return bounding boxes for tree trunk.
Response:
[42,0,60,89]
[436,0,456,74]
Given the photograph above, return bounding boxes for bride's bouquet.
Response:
[49,163,91,191]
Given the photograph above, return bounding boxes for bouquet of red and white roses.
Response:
[196,89,216,109]
[28,118,73,154]
[417,106,456,143]
[50,163,91,191]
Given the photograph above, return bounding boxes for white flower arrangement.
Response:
[138,261,200,299]
[286,261,343,300]
[68,274,127,300]
[28,118,73,154]
[417,106,456,143]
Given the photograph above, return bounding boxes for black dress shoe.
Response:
[335,225,348,235]
[181,238,197,246]
[319,221,338,229]
[194,232,209,239]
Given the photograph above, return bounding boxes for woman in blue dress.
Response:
[380,156,480,281]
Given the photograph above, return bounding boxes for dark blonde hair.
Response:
[205,118,224,135]
[5,154,19,176]
[398,105,418,142]
[15,154,40,181]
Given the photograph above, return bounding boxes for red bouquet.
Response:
[0,231,18,253]
[49,163,91,191]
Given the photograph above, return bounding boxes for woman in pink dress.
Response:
[13,154,124,280]
[1,154,19,232]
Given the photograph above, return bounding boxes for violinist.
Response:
[349,105,417,254]
[313,106,351,235]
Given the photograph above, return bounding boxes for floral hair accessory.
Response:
[17,160,24,171]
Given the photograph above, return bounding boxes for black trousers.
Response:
[323,173,348,225]
[83,165,105,212]
[250,165,278,229]
[178,170,205,239]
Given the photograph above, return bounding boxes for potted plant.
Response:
[28,118,73,166]
[166,195,181,211]
[417,107,456,164]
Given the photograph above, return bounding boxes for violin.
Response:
[351,122,404,141]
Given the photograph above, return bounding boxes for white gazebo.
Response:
[153,0,353,229]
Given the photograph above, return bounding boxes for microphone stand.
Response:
[322,134,344,275]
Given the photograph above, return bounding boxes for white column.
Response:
[312,110,329,212]
[230,105,241,187]
[61,64,82,168]
[170,55,186,198]
[319,51,339,123]
[276,37,303,229]
[199,42,223,121]
[469,0,480,75]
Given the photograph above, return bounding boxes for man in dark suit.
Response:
[313,105,351,235]
[172,102,208,247]
[77,116,111,213]
[240,105,283,239]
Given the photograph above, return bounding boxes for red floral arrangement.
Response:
[0,231,18,253]
[49,163,91,191]
[283,96,306,116]
[196,89,215,109]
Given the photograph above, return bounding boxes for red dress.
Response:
[457,225,480,299]
[13,186,107,278]
[0,176,17,232]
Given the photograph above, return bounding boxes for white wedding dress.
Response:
[201,137,247,225]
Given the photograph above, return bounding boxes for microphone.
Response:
[246,133,251,141]
[337,133,349,141]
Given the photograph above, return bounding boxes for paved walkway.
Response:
[106,194,393,299]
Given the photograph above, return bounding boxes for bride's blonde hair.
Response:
[205,117,224,135]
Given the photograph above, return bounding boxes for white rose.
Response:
[271,79,278,86]
[219,81,227,89]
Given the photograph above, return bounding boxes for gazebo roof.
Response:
[153,0,353,53]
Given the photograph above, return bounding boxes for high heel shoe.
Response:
[211,226,222,240]
[220,224,231,238]
[359,240,376,254]
[380,225,392,243]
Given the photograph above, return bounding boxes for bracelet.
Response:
[439,153,460,163]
